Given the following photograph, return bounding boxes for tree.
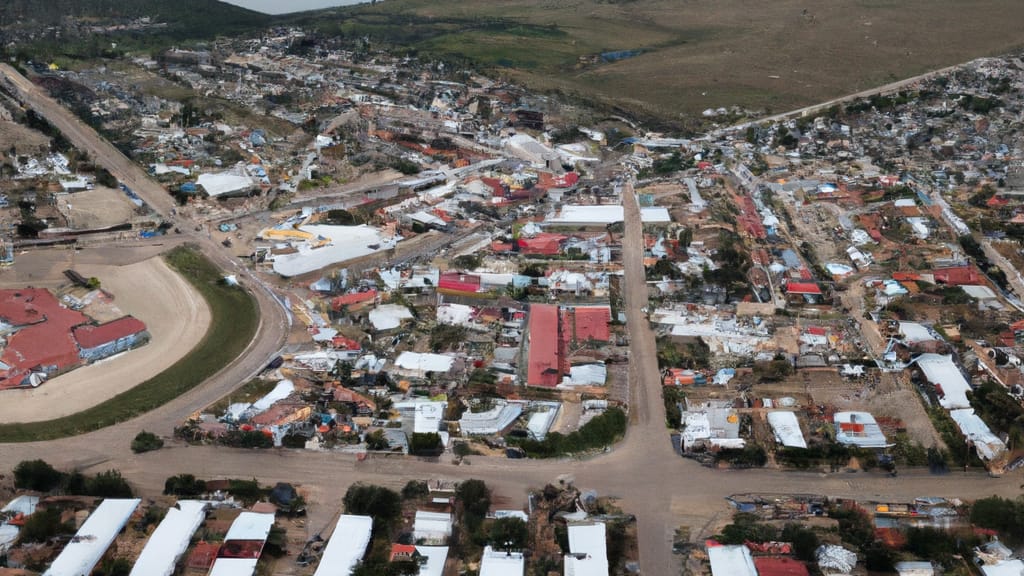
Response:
[365,429,390,451]
[87,276,101,289]
[227,479,263,505]
[781,523,819,562]
[164,474,207,496]
[14,459,64,492]
[456,479,491,533]
[18,507,70,543]
[343,484,402,533]
[85,470,133,498]
[409,433,443,456]
[131,431,164,453]
[489,517,528,550]
[402,480,430,500]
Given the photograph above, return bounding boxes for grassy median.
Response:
[0,245,259,442]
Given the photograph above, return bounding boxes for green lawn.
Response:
[0,245,259,442]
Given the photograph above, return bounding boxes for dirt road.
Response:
[0,64,292,432]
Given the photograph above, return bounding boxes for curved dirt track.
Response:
[0,256,211,422]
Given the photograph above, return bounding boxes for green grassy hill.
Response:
[0,0,270,29]
[286,0,1024,127]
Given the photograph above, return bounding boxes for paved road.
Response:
[2,65,1024,575]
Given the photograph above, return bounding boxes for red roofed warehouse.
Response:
[0,288,90,388]
[932,265,981,286]
[527,304,611,388]
[527,304,562,388]
[72,316,149,361]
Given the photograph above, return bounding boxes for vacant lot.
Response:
[323,0,1024,123]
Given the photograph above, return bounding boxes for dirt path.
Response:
[0,256,211,422]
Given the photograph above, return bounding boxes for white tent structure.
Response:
[130,501,208,576]
[43,499,141,576]
[314,514,373,576]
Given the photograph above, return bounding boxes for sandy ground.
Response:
[57,187,138,229]
[0,256,211,422]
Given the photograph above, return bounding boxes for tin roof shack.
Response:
[834,411,889,449]
[413,510,453,544]
[754,557,810,576]
[680,399,744,452]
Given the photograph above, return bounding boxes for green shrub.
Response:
[131,430,164,453]
[164,474,207,496]
[13,459,64,491]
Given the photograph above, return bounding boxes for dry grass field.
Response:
[322,0,1024,124]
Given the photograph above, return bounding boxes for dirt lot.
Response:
[0,255,211,422]
[57,186,139,229]
[0,120,50,155]
[750,369,943,449]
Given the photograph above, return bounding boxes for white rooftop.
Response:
[197,171,255,197]
[949,409,1007,461]
[962,285,998,300]
[480,545,525,576]
[43,498,141,576]
[314,514,373,576]
[369,304,415,331]
[915,353,972,409]
[545,204,671,225]
[707,545,757,576]
[767,411,807,449]
[272,224,398,277]
[415,546,449,576]
[130,501,208,576]
[565,523,608,576]
[899,322,935,344]
[460,401,524,435]
[413,510,453,543]
[224,511,275,542]
[208,558,259,576]
[394,351,456,374]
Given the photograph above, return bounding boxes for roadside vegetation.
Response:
[0,245,258,442]
[508,407,627,458]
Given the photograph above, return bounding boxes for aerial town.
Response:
[2,5,1024,576]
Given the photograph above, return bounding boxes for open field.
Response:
[57,186,139,229]
[311,0,1024,124]
[0,256,211,423]
[0,245,258,441]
